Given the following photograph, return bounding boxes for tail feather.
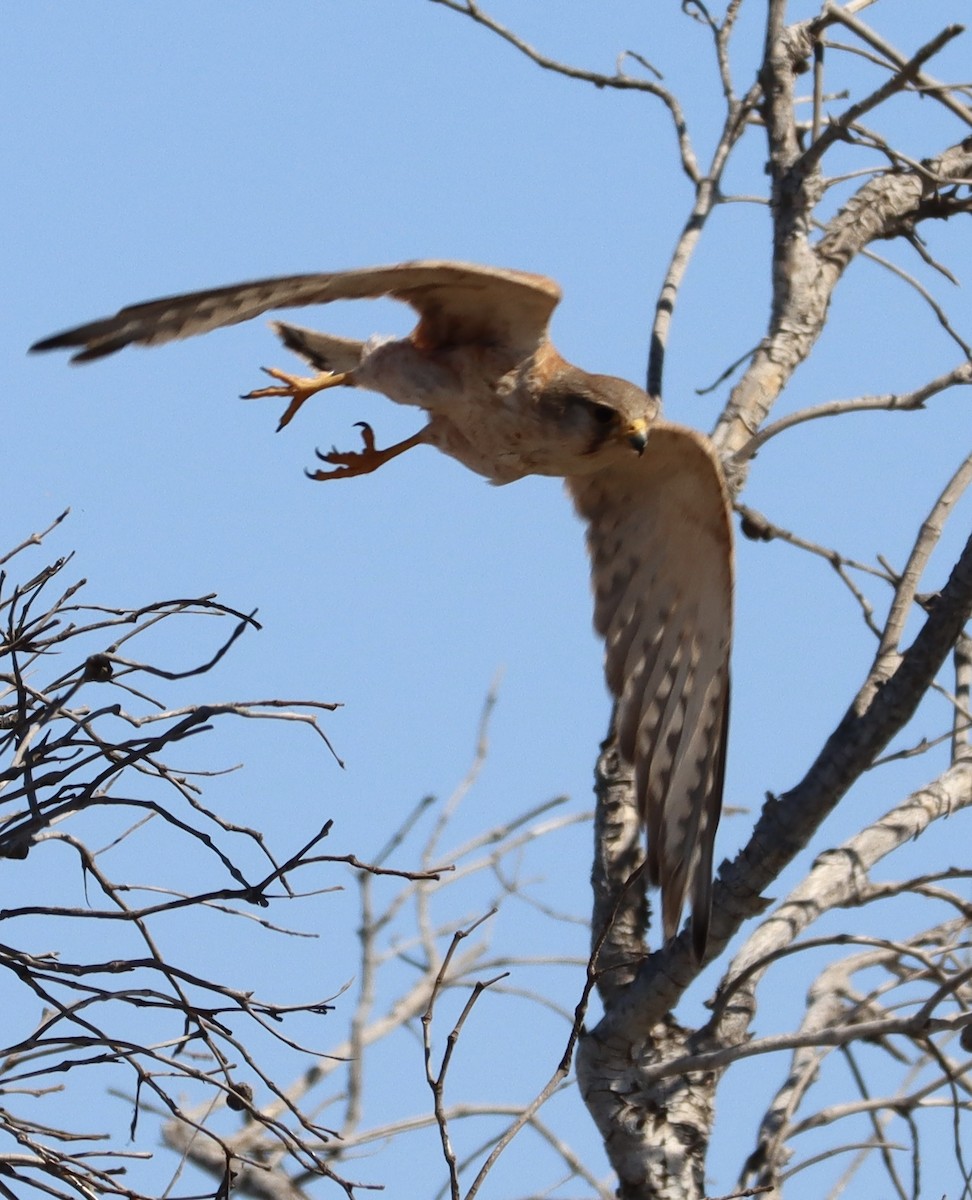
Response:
[272,322,364,374]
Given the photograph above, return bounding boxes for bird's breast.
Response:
[426,382,591,485]
[357,338,581,484]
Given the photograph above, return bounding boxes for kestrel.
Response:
[32,260,732,957]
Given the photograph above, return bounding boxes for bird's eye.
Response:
[560,391,617,430]
[588,403,616,425]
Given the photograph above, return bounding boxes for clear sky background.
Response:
[5,3,972,1197]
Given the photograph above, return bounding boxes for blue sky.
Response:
[5,3,972,1196]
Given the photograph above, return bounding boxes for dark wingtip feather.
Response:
[30,327,132,364]
[29,331,80,355]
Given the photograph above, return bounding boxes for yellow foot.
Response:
[308,423,426,482]
[242,366,350,431]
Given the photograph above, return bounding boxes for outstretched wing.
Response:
[30,261,562,364]
[569,424,732,958]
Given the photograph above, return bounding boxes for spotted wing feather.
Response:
[30,261,562,364]
[569,424,732,957]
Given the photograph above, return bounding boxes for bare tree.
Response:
[13,3,972,1199]
[0,512,441,1200]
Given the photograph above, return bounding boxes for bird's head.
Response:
[537,366,659,470]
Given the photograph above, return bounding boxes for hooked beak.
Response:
[625,418,649,455]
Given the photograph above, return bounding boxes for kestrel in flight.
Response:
[32,260,732,957]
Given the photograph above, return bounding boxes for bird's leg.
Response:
[242,366,351,432]
[309,422,427,482]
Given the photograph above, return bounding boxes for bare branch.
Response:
[426,0,699,179]
[876,451,972,669]
[824,5,972,129]
[736,362,972,457]
[800,25,965,171]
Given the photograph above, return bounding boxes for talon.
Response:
[241,366,350,431]
[306,425,427,482]
[353,421,376,452]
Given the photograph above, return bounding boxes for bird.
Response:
[31,259,733,957]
